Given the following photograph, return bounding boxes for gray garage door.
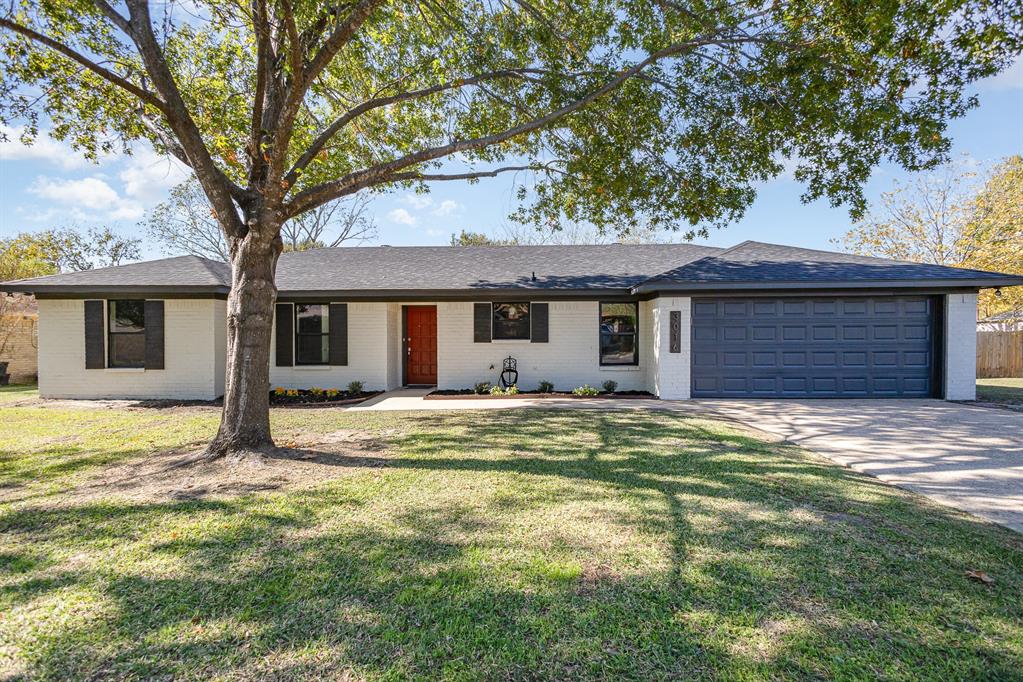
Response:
[691,296,938,398]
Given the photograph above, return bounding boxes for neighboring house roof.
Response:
[2,242,1021,298]
[979,311,1023,323]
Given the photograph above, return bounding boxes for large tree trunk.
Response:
[205,224,283,460]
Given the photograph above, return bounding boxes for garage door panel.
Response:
[691,296,937,398]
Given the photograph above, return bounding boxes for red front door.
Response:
[405,306,437,385]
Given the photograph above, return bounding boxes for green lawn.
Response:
[977,378,1023,405]
[0,383,37,403]
[1,386,1021,680]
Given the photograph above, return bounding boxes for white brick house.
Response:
[3,241,1020,402]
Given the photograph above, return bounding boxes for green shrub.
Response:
[505,385,519,395]
[572,384,600,396]
[474,382,492,395]
[601,380,618,394]
[490,384,506,395]
[537,380,554,393]
[346,381,364,395]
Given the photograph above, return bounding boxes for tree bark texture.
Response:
[205,222,283,459]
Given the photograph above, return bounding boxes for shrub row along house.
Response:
[2,240,1020,401]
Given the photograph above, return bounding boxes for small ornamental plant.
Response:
[601,380,618,394]
[572,384,600,397]
[473,382,492,395]
[309,387,324,396]
[273,387,286,396]
[285,389,299,397]
[326,388,340,398]
[347,380,364,395]
[505,385,520,395]
[489,384,506,395]
[537,380,554,393]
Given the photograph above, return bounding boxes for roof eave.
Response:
[632,277,1023,295]
[1,283,231,297]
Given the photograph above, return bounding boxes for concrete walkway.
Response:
[350,390,1023,534]
[348,388,677,411]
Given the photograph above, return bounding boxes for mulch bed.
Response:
[269,390,382,407]
[425,389,656,400]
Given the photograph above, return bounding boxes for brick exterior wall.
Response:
[650,297,691,400]
[37,298,224,400]
[270,301,392,391]
[434,300,655,392]
[944,293,978,400]
[0,314,38,384]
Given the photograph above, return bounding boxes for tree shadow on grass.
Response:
[1,409,1022,680]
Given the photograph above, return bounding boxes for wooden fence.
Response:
[977,331,1023,378]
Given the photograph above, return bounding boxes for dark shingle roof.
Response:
[633,241,1023,292]
[275,243,720,293]
[2,241,1020,297]
[0,255,230,294]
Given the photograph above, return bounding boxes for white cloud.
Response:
[980,57,1023,91]
[118,146,191,202]
[0,125,88,170]
[387,208,418,225]
[28,176,144,221]
[400,194,461,217]
[432,199,461,217]
[402,194,433,210]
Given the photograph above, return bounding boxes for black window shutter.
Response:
[275,303,293,367]
[669,310,681,353]
[144,300,165,369]
[329,303,348,365]
[84,300,105,369]
[530,303,549,343]
[473,303,491,343]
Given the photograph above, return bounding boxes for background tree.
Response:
[837,156,1022,317]
[0,227,140,357]
[964,156,1023,318]
[2,1,1019,458]
[0,237,53,360]
[0,228,140,273]
[449,230,514,246]
[452,223,671,245]
[147,177,376,260]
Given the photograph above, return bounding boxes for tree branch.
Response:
[286,33,760,215]
[122,0,249,235]
[387,164,563,184]
[285,69,547,185]
[305,0,385,83]
[0,16,166,112]
[248,0,271,187]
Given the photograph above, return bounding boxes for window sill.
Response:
[292,365,333,370]
[105,367,145,373]
[599,365,641,371]
[492,339,531,343]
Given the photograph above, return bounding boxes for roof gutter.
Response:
[631,277,1023,295]
[1,284,231,298]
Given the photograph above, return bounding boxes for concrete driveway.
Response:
[702,400,1023,534]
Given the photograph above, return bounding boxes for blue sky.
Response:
[1,60,1020,259]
